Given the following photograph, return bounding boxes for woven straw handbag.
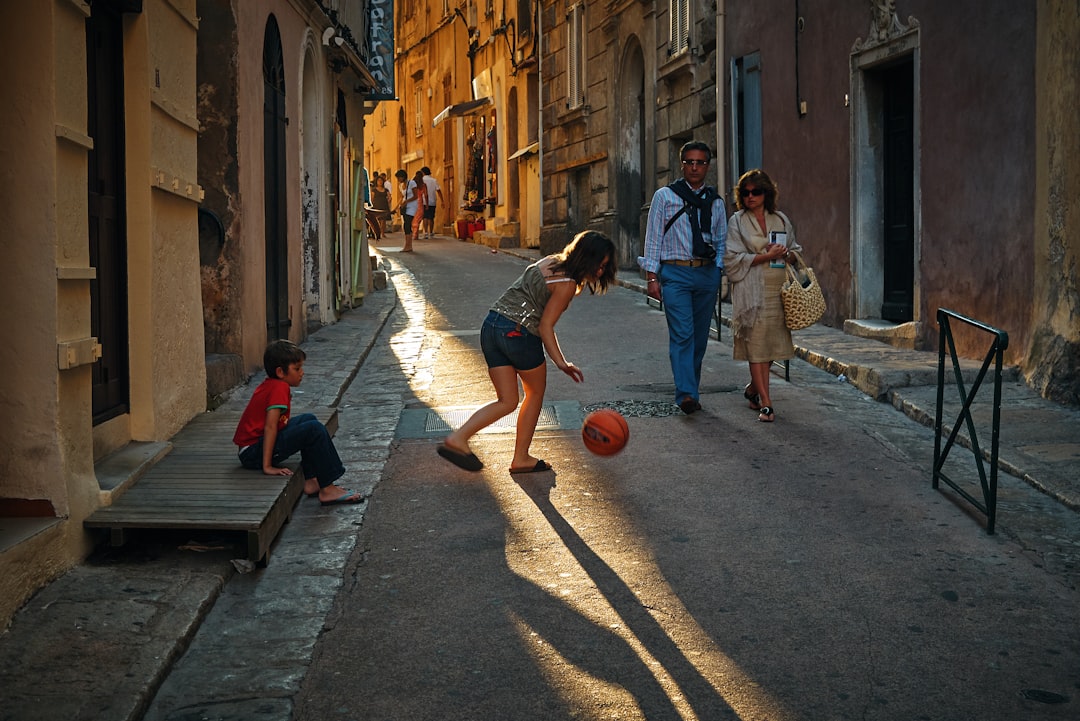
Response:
[780,251,826,330]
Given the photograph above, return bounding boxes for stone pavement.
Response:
[508,245,1080,513]
[0,244,1077,721]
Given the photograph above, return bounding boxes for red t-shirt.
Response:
[232,377,291,447]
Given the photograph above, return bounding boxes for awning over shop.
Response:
[432,97,492,127]
[508,142,540,160]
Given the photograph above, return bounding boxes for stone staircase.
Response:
[471,219,520,249]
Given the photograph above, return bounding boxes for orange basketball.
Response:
[581,409,629,456]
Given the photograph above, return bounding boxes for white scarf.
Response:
[726,210,796,339]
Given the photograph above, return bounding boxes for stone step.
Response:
[95,441,173,507]
[472,229,520,249]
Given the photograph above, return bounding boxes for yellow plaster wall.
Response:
[0,0,207,629]
[0,0,97,630]
[124,1,206,442]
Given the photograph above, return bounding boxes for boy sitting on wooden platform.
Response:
[233,340,365,506]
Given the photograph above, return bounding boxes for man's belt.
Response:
[661,258,711,267]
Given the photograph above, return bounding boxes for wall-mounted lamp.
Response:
[322,27,345,47]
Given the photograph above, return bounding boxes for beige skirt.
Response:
[733,265,795,363]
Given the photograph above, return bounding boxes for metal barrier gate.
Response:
[933,308,1009,534]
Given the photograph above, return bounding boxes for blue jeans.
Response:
[238,413,345,488]
[658,263,721,403]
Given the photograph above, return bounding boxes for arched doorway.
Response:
[263,16,289,342]
[615,39,645,268]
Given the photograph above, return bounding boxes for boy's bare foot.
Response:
[303,478,320,497]
[319,485,366,506]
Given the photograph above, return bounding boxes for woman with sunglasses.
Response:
[723,169,801,423]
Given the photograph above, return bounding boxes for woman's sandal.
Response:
[744,383,762,410]
[758,406,775,423]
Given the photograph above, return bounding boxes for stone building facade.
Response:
[539,0,1079,404]
[367,0,542,248]
[0,0,382,629]
[198,0,380,395]
[0,0,208,627]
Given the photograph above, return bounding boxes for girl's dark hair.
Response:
[733,168,779,213]
[552,230,617,294]
[264,339,306,378]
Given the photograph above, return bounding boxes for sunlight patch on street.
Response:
[495,475,796,721]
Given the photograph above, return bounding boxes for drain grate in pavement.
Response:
[584,399,682,418]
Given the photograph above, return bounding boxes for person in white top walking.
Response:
[420,166,445,239]
[393,169,418,252]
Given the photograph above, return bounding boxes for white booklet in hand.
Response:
[769,231,788,267]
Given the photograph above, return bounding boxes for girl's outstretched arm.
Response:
[538,281,583,382]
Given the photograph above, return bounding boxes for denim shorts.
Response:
[480,310,545,370]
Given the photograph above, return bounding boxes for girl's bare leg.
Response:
[511,363,548,469]
[444,365,520,453]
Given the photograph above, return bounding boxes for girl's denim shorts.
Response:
[480,310,545,370]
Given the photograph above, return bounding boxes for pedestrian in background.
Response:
[420,166,445,238]
[370,172,391,236]
[640,140,727,414]
[394,169,416,252]
[723,168,800,423]
[438,230,617,474]
[411,170,428,242]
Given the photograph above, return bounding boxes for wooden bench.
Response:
[84,407,337,566]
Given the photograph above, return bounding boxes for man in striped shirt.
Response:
[641,141,727,414]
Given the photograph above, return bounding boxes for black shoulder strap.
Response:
[668,179,712,204]
[663,180,719,234]
[663,188,691,234]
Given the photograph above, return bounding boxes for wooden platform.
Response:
[84,407,338,565]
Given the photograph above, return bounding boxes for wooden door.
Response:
[87,1,130,424]
[881,61,915,322]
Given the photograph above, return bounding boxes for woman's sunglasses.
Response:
[739,187,766,197]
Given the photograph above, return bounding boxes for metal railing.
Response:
[933,308,1009,534]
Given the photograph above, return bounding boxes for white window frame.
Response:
[567,3,586,109]
[669,0,689,57]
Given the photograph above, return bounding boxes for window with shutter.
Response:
[669,0,689,56]
[731,53,763,178]
[567,3,585,108]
